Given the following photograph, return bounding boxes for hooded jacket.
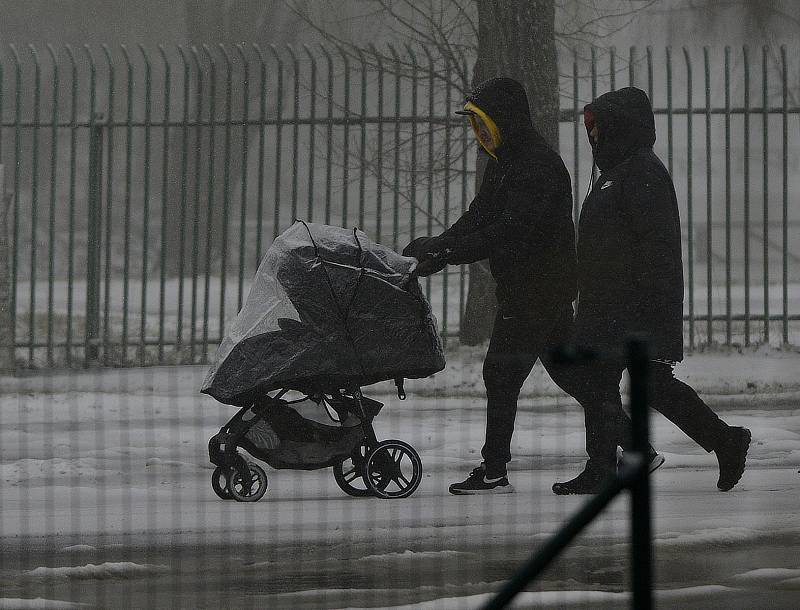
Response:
[576,86,684,361]
[428,77,577,317]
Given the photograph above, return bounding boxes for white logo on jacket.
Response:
[600,180,614,190]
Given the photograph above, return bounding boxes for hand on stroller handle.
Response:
[412,254,450,278]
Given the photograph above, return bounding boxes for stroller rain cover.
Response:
[202,221,446,406]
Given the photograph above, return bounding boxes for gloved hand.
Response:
[412,256,448,277]
[403,235,454,277]
[402,236,435,259]
[403,235,453,260]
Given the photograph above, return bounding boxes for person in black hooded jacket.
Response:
[403,77,587,494]
[551,87,752,495]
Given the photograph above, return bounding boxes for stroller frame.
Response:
[208,386,423,501]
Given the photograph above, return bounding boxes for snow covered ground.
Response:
[1,348,799,608]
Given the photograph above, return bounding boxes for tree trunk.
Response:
[460,153,497,345]
[474,0,559,149]
[459,0,559,345]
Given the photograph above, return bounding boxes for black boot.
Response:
[715,427,751,491]
[552,461,612,495]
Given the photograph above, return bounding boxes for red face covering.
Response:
[584,109,598,155]
[583,109,595,132]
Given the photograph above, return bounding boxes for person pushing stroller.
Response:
[405,77,658,494]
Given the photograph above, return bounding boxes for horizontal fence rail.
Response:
[0,43,797,368]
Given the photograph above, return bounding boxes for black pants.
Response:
[557,359,732,470]
[481,304,586,471]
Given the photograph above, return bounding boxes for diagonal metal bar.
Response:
[483,339,652,610]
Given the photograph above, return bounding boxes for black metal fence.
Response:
[0,43,797,368]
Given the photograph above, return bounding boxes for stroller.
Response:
[202,221,445,501]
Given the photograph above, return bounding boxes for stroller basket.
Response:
[209,392,375,471]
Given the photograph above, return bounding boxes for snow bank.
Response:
[358,589,630,609]
[24,562,168,580]
[242,549,475,571]
[355,550,474,562]
[59,545,96,553]
[730,567,800,583]
[342,584,739,609]
[656,527,766,548]
[0,600,85,609]
[731,567,800,590]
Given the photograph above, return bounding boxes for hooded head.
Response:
[583,87,656,171]
[456,77,536,160]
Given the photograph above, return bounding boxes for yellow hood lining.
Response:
[464,101,502,159]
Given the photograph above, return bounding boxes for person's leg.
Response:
[450,310,557,495]
[648,362,729,451]
[566,363,626,465]
[479,313,546,476]
[649,362,751,490]
[541,307,651,471]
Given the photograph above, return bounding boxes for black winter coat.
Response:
[575,87,684,361]
[433,78,577,317]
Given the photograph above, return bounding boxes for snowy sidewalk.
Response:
[0,349,798,608]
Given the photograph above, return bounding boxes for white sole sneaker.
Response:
[449,484,515,495]
[648,453,666,473]
[617,448,666,474]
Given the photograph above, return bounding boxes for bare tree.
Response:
[284,0,657,343]
[287,0,560,343]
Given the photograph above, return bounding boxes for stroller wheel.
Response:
[228,462,268,502]
[333,443,373,497]
[211,466,233,500]
[363,440,422,499]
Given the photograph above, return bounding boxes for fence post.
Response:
[627,337,653,610]
[85,114,104,365]
[0,165,15,372]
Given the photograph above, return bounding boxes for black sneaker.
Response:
[715,426,751,491]
[449,465,514,495]
[552,462,611,495]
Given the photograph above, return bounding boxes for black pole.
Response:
[482,473,626,610]
[627,337,653,610]
[482,342,653,610]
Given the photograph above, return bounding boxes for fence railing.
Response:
[0,43,797,368]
